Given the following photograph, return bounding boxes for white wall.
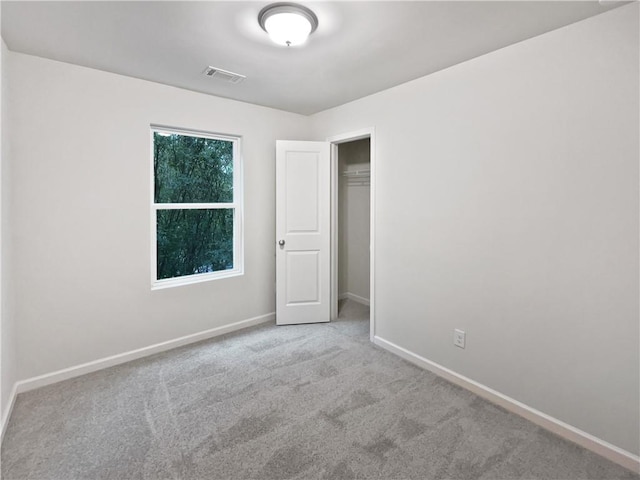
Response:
[312,4,639,456]
[0,12,3,428]
[1,35,17,430]
[338,139,370,302]
[9,52,311,381]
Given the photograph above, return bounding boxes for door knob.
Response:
[278,240,285,246]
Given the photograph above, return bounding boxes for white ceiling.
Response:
[1,1,623,115]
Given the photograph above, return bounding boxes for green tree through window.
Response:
[152,128,242,285]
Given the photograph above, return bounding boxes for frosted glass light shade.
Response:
[265,12,311,46]
[258,3,318,47]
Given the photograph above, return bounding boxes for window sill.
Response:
[152,268,244,290]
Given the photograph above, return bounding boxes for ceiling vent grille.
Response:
[203,66,246,84]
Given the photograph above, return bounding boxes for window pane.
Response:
[157,209,234,280]
[154,132,233,203]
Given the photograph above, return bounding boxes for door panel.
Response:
[276,140,330,325]
[285,153,320,233]
[286,251,320,304]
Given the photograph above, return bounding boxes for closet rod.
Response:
[342,170,370,177]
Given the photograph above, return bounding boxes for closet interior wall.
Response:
[338,138,371,306]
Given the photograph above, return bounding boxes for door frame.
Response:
[327,128,375,341]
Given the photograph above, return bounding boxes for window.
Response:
[151,126,243,288]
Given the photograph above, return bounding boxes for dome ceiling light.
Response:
[258,3,318,47]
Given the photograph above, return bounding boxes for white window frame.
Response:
[150,125,244,290]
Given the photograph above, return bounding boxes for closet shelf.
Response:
[341,169,370,178]
[342,171,370,186]
[346,181,370,186]
[342,169,370,186]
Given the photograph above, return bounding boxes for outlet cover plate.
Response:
[454,329,466,349]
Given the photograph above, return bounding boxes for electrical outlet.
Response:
[453,329,466,349]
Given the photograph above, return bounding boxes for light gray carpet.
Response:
[2,300,638,480]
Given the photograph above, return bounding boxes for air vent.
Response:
[203,66,246,84]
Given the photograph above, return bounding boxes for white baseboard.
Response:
[13,312,275,395]
[1,382,18,443]
[339,292,370,306]
[373,335,640,474]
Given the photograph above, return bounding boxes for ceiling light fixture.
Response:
[258,3,318,47]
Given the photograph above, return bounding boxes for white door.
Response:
[276,140,331,325]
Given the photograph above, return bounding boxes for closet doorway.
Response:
[329,129,375,340]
